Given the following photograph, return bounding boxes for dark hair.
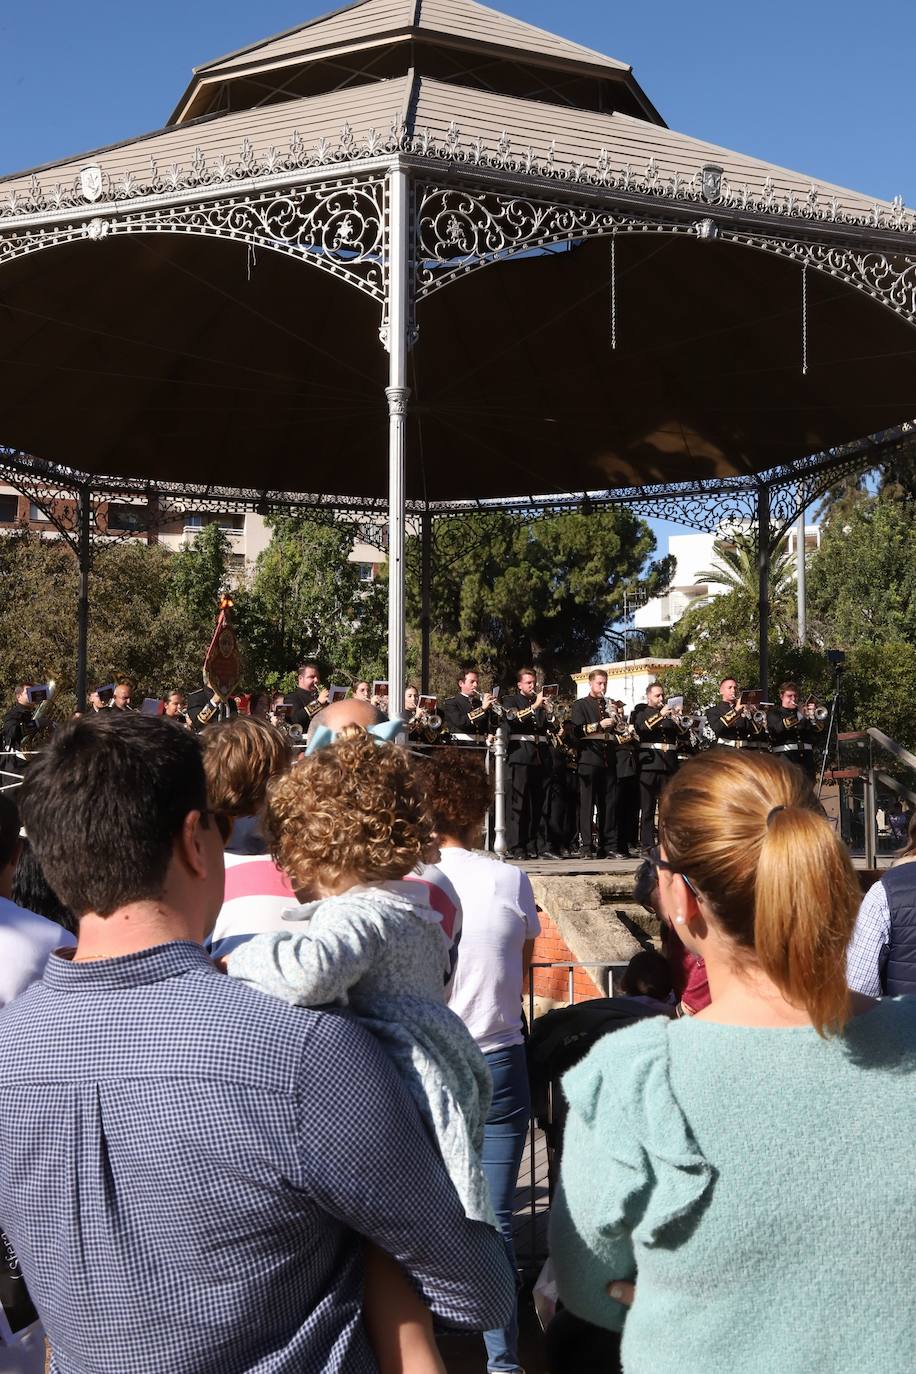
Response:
[620,950,672,1003]
[778,680,800,696]
[415,747,491,837]
[19,714,209,918]
[0,795,21,870]
[587,669,607,682]
[719,676,737,687]
[457,664,479,684]
[12,838,76,934]
[296,661,319,675]
[633,857,659,911]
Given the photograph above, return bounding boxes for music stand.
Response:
[816,657,846,799]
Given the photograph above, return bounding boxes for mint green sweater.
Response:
[549,998,916,1374]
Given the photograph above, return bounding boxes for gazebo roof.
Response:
[0,1,914,506]
[0,71,897,225]
[171,0,653,126]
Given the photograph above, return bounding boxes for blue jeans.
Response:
[481,1042,530,1373]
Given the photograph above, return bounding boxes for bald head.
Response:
[306,698,383,742]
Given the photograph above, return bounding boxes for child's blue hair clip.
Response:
[305,718,403,756]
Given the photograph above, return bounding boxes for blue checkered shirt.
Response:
[0,942,513,1372]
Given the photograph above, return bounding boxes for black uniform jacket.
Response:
[631,703,681,775]
[570,696,616,770]
[706,701,761,745]
[767,708,823,755]
[504,692,548,767]
[442,693,494,741]
[1,703,36,751]
[284,687,323,729]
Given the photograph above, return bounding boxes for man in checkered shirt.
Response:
[0,714,513,1373]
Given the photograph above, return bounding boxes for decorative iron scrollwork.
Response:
[0,177,388,303]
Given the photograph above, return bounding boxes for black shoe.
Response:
[508,847,526,860]
[595,849,607,860]
[540,849,562,861]
[526,849,539,860]
[607,850,629,860]
[571,846,593,860]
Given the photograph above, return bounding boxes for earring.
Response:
[674,916,686,926]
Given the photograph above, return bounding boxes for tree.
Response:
[236,514,388,691]
[693,530,798,642]
[807,494,916,649]
[167,522,232,628]
[405,509,673,693]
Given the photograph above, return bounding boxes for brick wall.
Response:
[530,908,604,1005]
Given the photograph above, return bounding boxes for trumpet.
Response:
[671,708,701,731]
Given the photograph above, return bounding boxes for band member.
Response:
[707,677,765,750]
[541,713,578,858]
[187,688,237,730]
[631,682,680,853]
[2,684,38,772]
[284,662,329,728]
[767,681,825,781]
[353,681,372,702]
[108,682,134,713]
[404,686,419,716]
[613,701,640,858]
[503,668,550,860]
[441,667,496,747]
[570,670,624,859]
[163,691,192,728]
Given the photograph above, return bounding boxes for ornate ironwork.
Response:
[415,182,916,329]
[0,176,388,302]
[2,119,914,240]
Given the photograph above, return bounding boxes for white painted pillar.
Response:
[386,164,411,720]
[796,502,807,645]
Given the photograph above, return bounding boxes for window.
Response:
[184,513,205,529]
[0,495,18,523]
[29,502,50,523]
[107,503,149,533]
[217,514,245,532]
[357,562,374,583]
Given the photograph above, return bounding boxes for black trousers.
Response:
[616,775,639,851]
[541,763,577,854]
[508,765,545,854]
[638,769,675,850]
[577,766,618,853]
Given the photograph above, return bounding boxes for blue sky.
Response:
[2,0,912,558]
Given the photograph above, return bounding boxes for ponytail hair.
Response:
[659,751,860,1035]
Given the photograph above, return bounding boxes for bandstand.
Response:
[2,0,916,709]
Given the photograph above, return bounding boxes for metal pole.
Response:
[76,486,92,713]
[796,501,807,645]
[385,164,411,721]
[864,766,877,869]
[757,483,770,699]
[420,507,432,694]
[492,722,508,856]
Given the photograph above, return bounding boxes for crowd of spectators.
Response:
[0,708,911,1374]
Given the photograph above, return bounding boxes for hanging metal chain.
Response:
[610,231,618,350]
[801,261,808,376]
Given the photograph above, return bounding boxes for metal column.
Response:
[75,485,92,713]
[796,501,807,645]
[420,507,432,694]
[385,164,411,719]
[757,482,770,699]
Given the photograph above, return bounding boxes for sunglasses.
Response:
[205,810,233,844]
[648,845,701,900]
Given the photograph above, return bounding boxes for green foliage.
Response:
[807,494,916,649]
[234,514,387,689]
[693,530,797,641]
[406,509,672,694]
[840,641,916,747]
[167,523,232,626]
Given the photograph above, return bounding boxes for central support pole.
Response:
[420,507,432,693]
[757,482,770,700]
[796,501,807,646]
[75,485,92,714]
[386,164,411,722]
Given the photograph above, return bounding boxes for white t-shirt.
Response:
[208,854,297,961]
[429,848,540,1055]
[0,897,75,1009]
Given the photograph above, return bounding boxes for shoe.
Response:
[571,847,593,860]
[508,847,526,860]
[540,849,561,860]
[607,850,629,860]
[595,849,607,860]
[526,848,540,860]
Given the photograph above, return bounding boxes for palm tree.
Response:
[695,531,798,640]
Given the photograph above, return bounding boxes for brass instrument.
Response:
[671,708,701,732]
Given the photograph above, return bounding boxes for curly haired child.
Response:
[227,727,495,1215]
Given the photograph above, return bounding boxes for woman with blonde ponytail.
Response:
[550,749,916,1374]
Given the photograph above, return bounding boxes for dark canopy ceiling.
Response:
[1,231,915,500]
